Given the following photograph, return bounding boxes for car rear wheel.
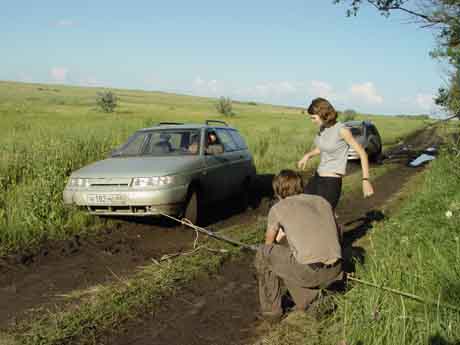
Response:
[368,145,383,163]
[183,189,200,225]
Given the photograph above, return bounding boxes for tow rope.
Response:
[157,211,256,251]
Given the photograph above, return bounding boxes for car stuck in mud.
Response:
[63,120,256,224]
[345,120,382,161]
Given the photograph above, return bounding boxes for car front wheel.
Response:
[183,189,200,225]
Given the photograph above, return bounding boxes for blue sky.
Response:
[1,0,448,115]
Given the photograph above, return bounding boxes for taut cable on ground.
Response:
[156,211,256,251]
[156,210,460,313]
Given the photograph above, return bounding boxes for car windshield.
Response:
[112,129,201,157]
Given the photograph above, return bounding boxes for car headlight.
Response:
[69,178,90,189]
[131,176,174,188]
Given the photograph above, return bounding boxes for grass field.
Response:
[0,80,429,255]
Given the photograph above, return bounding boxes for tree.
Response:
[334,0,460,114]
[215,97,234,116]
[96,90,118,113]
[435,68,460,113]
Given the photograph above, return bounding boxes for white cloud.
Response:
[56,19,75,27]
[192,76,219,95]
[50,67,68,82]
[349,82,383,104]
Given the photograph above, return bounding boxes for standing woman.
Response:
[297,98,374,210]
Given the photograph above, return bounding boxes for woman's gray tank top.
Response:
[314,122,349,175]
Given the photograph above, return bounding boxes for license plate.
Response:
[87,194,125,204]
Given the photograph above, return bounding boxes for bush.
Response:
[215,97,234,116]
[96,90,118,113]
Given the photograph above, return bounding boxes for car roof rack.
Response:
[157,122,184,126]
[205,120,228,126]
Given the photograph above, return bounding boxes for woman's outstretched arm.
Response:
[340,127,374,198]
[297,147,320,170]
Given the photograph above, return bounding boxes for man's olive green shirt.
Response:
[267,194,341,265]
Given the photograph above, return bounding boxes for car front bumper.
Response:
[63,184,188,216]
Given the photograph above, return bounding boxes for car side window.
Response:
[215,129,238,152]
[228,129,248,150]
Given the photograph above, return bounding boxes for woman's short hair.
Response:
[307,97,337,128]
[272,170,304,199]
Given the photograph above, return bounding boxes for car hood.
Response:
[71,156,203,178]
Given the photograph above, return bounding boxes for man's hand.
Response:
[275,229,286,243]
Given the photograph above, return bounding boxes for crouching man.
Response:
[255,169,343,321]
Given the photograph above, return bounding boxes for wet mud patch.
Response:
[0,222,199,328]
[100,255,269,345]
[0,184,270,329]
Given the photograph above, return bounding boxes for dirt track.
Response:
[0,127,442,338]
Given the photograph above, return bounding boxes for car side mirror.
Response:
[205,144,224,155]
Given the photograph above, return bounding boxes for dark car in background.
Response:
[344,120,382,162]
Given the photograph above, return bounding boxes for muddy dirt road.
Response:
[0,127,441,335]
[0,196,265,328]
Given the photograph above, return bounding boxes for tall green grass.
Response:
[0,81,428,255]
[326,141,460,345]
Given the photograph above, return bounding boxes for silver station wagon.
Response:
[63,120,256,224]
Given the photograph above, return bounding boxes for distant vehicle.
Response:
[63,120,256,224]
[344,120,382,162]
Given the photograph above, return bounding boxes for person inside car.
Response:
[207,132,218,146]
[188,134,200,154]
[205,131,224,155]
